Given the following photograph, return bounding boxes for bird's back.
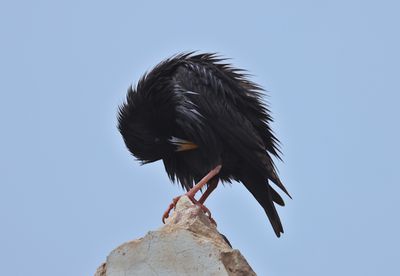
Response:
[167,53,291,236]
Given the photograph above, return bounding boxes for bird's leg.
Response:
[198,178,219,204]
[195,178,219,225]
[186,165,222,199]
[162,165,222,224]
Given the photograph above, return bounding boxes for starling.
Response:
[118,52,291,237]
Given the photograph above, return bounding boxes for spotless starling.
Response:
[118,52,291,237]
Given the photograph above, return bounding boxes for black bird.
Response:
[118,52,291,237]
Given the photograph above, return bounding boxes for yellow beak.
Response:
[176,141,198,152]
[169,136,199,152]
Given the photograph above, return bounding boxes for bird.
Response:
[117,52,291,237]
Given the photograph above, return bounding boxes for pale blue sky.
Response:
[1,1,399,275]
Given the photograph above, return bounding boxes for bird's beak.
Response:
[176,141,198,152]
[169,136,198,152]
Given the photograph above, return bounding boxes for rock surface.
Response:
[95,196,256,276]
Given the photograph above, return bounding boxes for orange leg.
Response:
[162,165,221,224]
[198,178,219,204]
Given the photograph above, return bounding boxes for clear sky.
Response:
[1,1,399,275]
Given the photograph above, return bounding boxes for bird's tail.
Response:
[242,177,284,237]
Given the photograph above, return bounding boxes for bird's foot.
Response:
[162,195,181,224]
[162,165,222,225]
[195,201,217,225]
[162,193,217,225]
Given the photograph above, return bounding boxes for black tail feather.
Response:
[270,186,285,206]
[242,178,284,237]
[269,167,292,199]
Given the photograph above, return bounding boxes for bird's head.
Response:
[117,85,173,164]
[118,84,198,164]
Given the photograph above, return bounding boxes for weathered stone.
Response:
[94,262,106,276]
[95,196,256,276]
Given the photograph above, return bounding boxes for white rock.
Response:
[95,196,256,276]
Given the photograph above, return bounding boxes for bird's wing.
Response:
[173,63,288,236]
[182,53,282,158]
[173,58,289,194]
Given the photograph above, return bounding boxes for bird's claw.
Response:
[162,194,217,226]
[162,196,180,224]
[196,202,217,226]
